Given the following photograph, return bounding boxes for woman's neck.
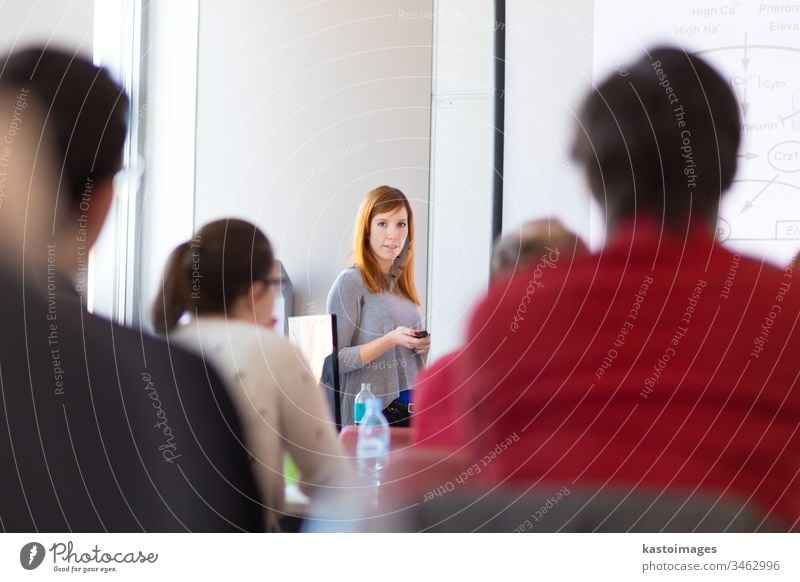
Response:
[377,259,392,276]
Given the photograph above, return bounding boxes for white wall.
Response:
[193,0,433,318]
[0,0,93,56]
[427,0,495,359]
[137,0,199,327]
[426,1,597,360]
[503,0,600,248]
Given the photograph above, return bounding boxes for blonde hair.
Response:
[491,218,588,278]
[352,185,420,305]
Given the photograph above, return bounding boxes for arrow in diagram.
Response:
[742,32,750,72]
[740,86,750,120]
[741,173,780,213]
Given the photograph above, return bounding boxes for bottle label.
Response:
[354,402,366,424]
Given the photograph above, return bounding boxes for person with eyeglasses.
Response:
[153,218,351,531]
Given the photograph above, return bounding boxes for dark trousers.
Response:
[381,399,411,427]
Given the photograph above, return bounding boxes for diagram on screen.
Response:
[596,0,800,265]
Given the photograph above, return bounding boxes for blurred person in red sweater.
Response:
[454,47,800,529]
[412,219,588,449]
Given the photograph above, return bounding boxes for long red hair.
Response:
[352,185,420,305]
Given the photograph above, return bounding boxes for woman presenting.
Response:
[327,185,430,426]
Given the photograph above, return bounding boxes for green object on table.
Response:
[284,454,299,486]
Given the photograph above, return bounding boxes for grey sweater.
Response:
[326,267,424,425]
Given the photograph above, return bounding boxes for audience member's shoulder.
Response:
[206,319,301,362]
[235,324,312,384]
[466,251,594,341]
[465,273,525,340]
[252,324,296,354]
[727,250,799,294]
[83,308,208,368]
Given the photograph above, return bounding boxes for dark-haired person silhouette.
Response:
[453,47,800,530]
[0,47,264,532]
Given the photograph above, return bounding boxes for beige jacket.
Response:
[170,317,351,530]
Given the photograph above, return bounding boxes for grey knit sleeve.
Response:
[326,269,364,373]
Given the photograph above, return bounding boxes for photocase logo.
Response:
[20,542,46,570]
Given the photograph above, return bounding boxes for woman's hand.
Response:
[359,327,427,367]
[414,335,431,356]
[387,326,422,350]
[387,327,431,355]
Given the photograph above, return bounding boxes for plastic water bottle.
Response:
[356,397,390,487]
[353,383,374,425]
